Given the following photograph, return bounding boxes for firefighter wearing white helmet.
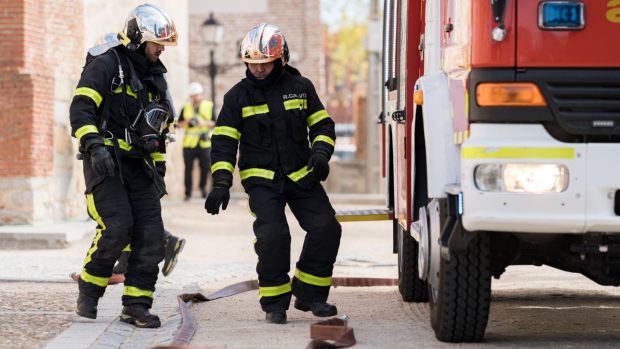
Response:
[178,82,215,200]
[206,23,341,325]
[70,3,178,328]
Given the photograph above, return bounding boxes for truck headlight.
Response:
[474,163,569,193]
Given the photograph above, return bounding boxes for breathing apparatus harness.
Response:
[96,48,169,196]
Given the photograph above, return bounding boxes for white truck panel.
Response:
[419,74,460,198]
[585,144,620,232]
[462,124,591,233]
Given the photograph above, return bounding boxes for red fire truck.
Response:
[380,0,620,342]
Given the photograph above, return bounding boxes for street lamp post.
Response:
[201,12,224,113]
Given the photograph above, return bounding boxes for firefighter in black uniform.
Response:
[69,4,177,328]
[205,23,342,325]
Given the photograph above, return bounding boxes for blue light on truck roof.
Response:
[539,1,585,30]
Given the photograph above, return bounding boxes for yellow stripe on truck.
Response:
[462,147,574,159]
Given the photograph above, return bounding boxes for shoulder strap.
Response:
[99,48,126,137]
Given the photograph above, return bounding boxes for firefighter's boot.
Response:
[265,310,287,324]
[76,293,99,319]
[120,304,161,328]
[162,234,185,276]
[294,298,338,317]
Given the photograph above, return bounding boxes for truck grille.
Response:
[518,69,620,142]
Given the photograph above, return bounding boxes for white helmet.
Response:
[189,82,204,96]
[120,3,178,50]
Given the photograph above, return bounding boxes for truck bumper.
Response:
[461,124,620,234]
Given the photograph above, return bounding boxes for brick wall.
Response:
[0,0,61,223]
[0,0,53,178]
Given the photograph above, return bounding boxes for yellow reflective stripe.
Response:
[242,104,269,118]
[113,87,152,101]
[75,87,103,107]
[75,125,99,141]
[294,268,332,287]
[211,161,234,174]
[103,138,133,151]
[287,166,312,182]
[213,126,241,140]
[80,269,109,287]
[84,194,106,266]
[283,98,307,110]
[307,110,329,127]
[123,286,154,298]
[240,168,275,180]
[462,147,575,159]
[114,86,137,98]
[259,282,292,298]
[122,244,131,252]
[150,152,165,162]
[312,135,335,147]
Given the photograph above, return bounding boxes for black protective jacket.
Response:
[69,45,170,191]
[210,66,336,191]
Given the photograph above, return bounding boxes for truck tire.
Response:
[428,233,491,342]
[397,223,429,302]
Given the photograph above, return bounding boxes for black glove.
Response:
[89,145,116,177]
[156,162,166,178]
[205,185,230,215]
[307,151,330,181]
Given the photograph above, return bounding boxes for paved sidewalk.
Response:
[0,195,393,348]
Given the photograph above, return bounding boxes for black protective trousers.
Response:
[183,147,211,198]
[78,158,164,307]
[248,180,342,312]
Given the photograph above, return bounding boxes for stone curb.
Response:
[0,221,95,250]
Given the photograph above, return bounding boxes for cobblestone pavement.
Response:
[0,282,75,349]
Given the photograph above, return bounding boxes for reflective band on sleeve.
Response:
[307,110,329,127]
[103,138,133,151]
[462,147,575,159]
[311,135,335,147]
[242,104,269,118]
[287,166,312,182]
[123,286,154,298]
[211,161,234,174]
[122,244,131,252]
[75,87,103,107]
[294,268,332,287]
[75,125,100,141]
[213,126,241,140]
[150,152,165,162]
[240,168,275,180]
[259,282,292,298]
[80,269,110,287]
[283,99,308,110]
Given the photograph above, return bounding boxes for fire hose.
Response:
[150,277,398,349]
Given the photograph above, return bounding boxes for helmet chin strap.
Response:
[118,32,139,51]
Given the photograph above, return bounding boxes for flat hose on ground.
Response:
[151,277,398,349]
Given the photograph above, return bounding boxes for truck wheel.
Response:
[428,233,491,342]
[397,223,429,302]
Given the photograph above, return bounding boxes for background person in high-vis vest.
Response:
[177,82,215,201]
